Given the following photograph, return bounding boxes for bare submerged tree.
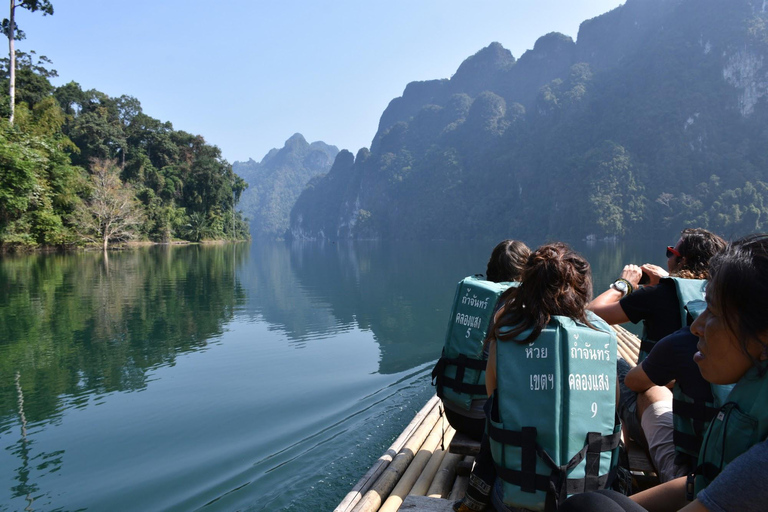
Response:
[72,158,144,251]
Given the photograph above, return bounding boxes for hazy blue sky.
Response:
[15,0,623,163]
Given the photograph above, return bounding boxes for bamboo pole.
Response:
[378,419,455,512]
[427,452,464,498]
[409,443,449,496]
[335,395,441,512]
[617,343,636,367]
[449,474,469,501]
[351,403,444,512]
[614,326,641,357]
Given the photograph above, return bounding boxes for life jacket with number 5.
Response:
[638,277,706,363]
[431,275,514,411]
[488,312,621,511]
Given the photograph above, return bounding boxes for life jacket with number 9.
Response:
[488,313,620,511]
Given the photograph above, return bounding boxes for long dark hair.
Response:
[486,239,531,283]
[707,233,768,372]
[494,243,593,343]
[675,228,726,279]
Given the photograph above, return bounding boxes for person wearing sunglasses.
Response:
[589,228,726,362]
[588,228,725,482]
[560,234,768,512]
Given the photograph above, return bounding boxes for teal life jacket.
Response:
[487,312,621,511]
[431,276,514,411]
[671,301,734,462]
[638,277,706,364]
[692,362,768,497]
[672,381,733,462]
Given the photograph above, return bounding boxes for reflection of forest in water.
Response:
[0,239,659,508]
[0,245,248,427]
[0,238,658,427]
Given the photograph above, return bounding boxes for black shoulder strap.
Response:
[431,354,487,397]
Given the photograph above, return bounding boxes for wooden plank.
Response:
[399,495,456,511]
[448,432,480,456]
[335,395,441,512]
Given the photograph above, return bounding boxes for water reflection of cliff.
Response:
[242,240,495,374]
[243,239,660,374]
[0,244,248,427]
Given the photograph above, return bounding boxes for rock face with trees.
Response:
[0,53,248,250]
[291,0,768,241]
[234,133,337,239]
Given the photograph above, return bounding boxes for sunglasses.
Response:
[666,246,682,258]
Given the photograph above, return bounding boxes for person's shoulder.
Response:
[650,327,697,358]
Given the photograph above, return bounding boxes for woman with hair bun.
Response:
[458,243,620,512]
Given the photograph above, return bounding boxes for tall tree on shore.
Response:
[2,0,53,125]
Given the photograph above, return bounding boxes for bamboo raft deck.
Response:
[334,325,654,512]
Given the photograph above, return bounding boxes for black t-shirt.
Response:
[619,279,682,342]
[641,327,713,403]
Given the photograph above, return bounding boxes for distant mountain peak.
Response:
[285,133,309,149]
[452,42,516,82]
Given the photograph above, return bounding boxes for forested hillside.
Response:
[291,0,768,241]
[0,51,248,250]
[234,134,337,239]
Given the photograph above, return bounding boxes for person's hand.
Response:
[641,264,669,286]
[620,264,642,288]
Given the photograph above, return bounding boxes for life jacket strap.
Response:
[431,355,487,398]
[673,398,719,422]
[673,430,703,456]
[488,422,620,508]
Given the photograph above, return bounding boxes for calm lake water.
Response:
[0,238,660,511]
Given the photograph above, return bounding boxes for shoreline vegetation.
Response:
[0,238,250,255]
[0,48,250,253]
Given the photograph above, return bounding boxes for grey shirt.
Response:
[698,438,768,512]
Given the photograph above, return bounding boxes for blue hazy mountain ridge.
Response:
[234,133,338,239]
[289,0,768,241]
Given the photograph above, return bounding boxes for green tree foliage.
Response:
[0,53,249,250]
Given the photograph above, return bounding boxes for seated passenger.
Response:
[589,228,725,473]
[624,327,731,482]
[589,228,725,363]
[433,239,530,441]
[480,243,620,511]
[561,233,768,512]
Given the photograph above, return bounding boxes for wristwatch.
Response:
[611,279,632,297]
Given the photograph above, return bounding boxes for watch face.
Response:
[614,281,628,292]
